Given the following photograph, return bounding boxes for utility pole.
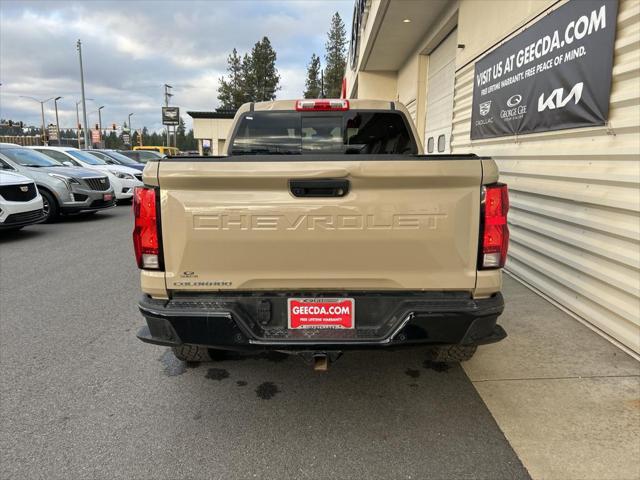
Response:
[164,84,173,147]
[77,39,90,149]
[97,106,104,148]
[54,96,62,145]
[320,71,325,99]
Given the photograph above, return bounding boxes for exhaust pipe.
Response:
[297,351,342,371]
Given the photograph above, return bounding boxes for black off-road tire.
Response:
[171,345,212,362]
[426,344,478,363]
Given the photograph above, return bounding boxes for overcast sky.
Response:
[0,0,352,132]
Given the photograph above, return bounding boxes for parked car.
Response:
[134,145,178,156]
[135,99,510,368]
[29,146,142,202]
[118,149,164,164]
[0,169,45,231]
[0,145,116,222]
[85,149,145,171]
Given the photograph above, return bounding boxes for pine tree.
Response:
[247,37,280,102]
[218,48,246,110]
[240,53,255,102]
[217,37,281,108]
[176,117,187,150]
[303,54,322,98]
[186,128,196,150]
[324,12,347,98]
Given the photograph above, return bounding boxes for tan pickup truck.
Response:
[134,99,509,369]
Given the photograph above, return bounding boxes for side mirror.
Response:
[63,161,73,167]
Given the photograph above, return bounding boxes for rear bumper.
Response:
[137,291,506,351]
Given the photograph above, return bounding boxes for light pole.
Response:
[75,98,94,148]
[77,39,90,149]
[54,96,62,145]
[97,106,104,148]
[128,112,134,148]
[164,84,173,147]
[19,96,53,144]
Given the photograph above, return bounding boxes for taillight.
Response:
[480,184,509,269]
[295,99,349,111]
[133,186,161,269]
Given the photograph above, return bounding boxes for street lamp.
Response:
[75,98,94,148]
[97,106,104,148]
[54,97,62,145]
[128,113,134,148]
[19,96,53,144]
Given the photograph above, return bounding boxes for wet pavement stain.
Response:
[405,368,420,379]
[423,360,451,372]
[256,382,279,400]
[205,368,230,381]
[236,380,248,387]
[159,350,187,376]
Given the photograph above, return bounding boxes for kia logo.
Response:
[538,82,584,112]
[507,94,522,107]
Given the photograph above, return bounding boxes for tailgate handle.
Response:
[289,179,350,197]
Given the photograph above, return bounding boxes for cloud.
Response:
[0,1,352,133]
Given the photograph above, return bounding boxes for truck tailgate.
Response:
[157,158,482,291]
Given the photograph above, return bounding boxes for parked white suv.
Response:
[30,147,143,201]
[0,170,45,231]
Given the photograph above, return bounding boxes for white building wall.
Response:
[451,0,640,353]
[397,54,419,122]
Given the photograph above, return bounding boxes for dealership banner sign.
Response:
[471,0,618,140]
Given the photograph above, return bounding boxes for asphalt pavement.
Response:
[0,205,530,480]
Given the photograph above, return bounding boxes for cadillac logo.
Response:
[479,101,492,116]
[19,185,29,192]
[100,178,106,183]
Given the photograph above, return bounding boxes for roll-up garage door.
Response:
[424,29,457,154]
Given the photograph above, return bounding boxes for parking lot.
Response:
[0,205,534,479]
[1,205,638,480]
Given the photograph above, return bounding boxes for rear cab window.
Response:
[230,111,418,156]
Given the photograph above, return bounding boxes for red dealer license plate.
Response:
[103,193,113,201]
[288,298,355,329]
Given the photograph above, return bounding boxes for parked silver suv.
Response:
[0,144,116,222]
